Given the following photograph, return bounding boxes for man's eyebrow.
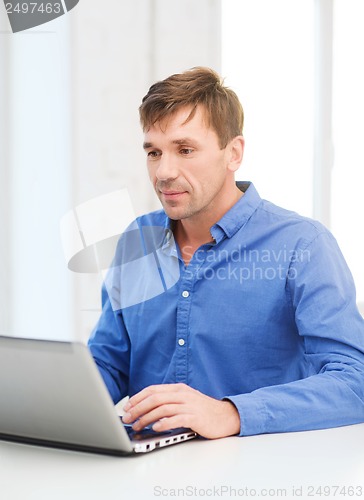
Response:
[143,138,199,149]
[172,137,198,146]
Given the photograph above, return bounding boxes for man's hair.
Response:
[139,67,244,149]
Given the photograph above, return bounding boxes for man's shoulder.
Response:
[256,198,329,241]
[239,182,329,241]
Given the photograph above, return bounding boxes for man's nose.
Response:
[155,154,179,181]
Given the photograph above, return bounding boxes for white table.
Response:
[1,423,363,500]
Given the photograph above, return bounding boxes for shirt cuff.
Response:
[224,393,268,436]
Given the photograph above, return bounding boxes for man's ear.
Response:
[227,136,245,173]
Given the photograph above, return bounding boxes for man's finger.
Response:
[152,414,193,432]
[122,390,188,423]
[130,403,187,431]
[124,383,189,411]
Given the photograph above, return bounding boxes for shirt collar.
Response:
[210,182,262,243]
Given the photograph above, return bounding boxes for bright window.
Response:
[331,0,364,306]
[222,0,314,218]
[222,0,364,310]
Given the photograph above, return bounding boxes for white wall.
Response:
[0,15,11,335]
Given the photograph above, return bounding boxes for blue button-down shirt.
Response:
[88,182,364,435]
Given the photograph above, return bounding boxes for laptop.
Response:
[0,335,197,455]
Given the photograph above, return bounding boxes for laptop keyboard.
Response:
[123,422,174,441]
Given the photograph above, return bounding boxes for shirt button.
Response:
[178,339,185,346]
[182,290,189,298]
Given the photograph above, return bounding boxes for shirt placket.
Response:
[174,249,208,384]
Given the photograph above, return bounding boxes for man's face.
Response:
[143,106,235,222]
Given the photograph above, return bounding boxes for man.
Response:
[88,67,364,438]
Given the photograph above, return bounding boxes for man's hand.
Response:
[122,383,240,439]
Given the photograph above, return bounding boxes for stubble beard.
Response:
[161,198,195,221]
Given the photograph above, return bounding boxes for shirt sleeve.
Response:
[226,230,364,436]
[88,284,130,404]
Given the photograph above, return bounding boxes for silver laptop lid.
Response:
[0,336,134,454]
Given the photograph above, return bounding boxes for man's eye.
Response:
[180,148,193,155]
[147,151,160,158]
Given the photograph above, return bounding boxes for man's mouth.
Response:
[160,189,188,199]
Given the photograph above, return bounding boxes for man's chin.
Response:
[161,205,189,221]
[163,209,183,221]
[159,197,194,221]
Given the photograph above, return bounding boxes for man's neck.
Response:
[174,185,243,265]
